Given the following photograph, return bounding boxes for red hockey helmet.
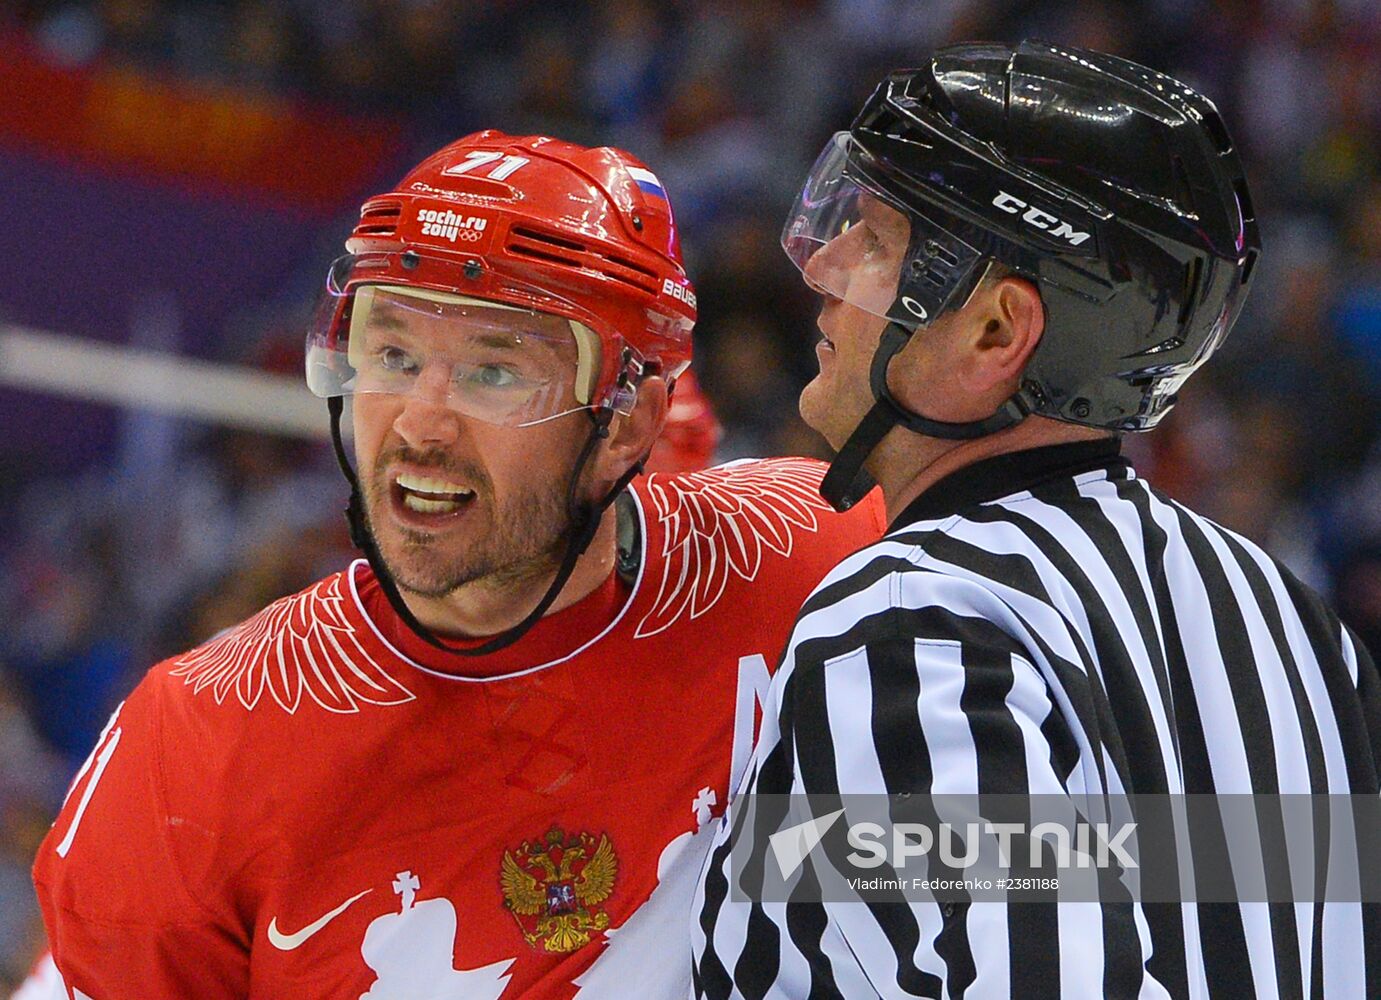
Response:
[306,131,696,426]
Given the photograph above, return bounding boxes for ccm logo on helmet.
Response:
[416,208,488,243]
[992,192,1091,247]
[662,277,697,310]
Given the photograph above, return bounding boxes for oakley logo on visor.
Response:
[900,297,929,321]
[992,192,1092,247]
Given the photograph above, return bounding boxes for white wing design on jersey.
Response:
[635,458,833,638]
[169,574,415,714]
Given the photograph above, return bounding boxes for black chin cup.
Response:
[326,396,639,657]
[818,321,1033,512]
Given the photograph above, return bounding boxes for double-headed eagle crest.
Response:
[500,827,617,953]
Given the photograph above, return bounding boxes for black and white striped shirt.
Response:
[694,438,1381,999]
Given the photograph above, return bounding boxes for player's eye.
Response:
[456,364,524,390]
[376,345,420,374]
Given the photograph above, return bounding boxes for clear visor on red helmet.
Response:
[782,132,986,327]
[305,252,639,427]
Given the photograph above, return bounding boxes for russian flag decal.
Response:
[627,166,668,201]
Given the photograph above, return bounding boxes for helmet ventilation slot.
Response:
[1241,248,1258,285]
[507,226,585,269]
[510,225,584,253]
[357,201,402,236]
[605,254,657,281]
[1171,156,1198,218]
[603,254,660,294]
[507,241,583,268]
[1232,177,1255,222]
[1177,257,1202,329]
[1200,109,1233,154]
[506,228,660,295]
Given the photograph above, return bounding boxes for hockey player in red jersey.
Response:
[32,132,885,999]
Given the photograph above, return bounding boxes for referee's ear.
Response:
[957,275,1045,396]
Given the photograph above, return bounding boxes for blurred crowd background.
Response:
[1,0,1379,984]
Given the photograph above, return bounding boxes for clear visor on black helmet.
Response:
[783,132,987,326]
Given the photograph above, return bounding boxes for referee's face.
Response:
[799,195,910,448]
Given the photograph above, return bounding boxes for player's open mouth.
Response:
[394,473,476,515]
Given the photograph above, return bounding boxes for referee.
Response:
[694,41,1380,999]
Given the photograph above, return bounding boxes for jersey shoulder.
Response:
[154,568,416,716]
[628,457,886,638]
[635,456,886,552]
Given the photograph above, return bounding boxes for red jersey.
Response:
[34,459,885,1000]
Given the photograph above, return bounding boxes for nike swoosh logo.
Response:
[267,888,372,950]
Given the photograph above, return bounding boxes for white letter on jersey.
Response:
[730,654,772,796]
[55,704,124,858]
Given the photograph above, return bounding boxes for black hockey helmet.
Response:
[785,40,1262,509]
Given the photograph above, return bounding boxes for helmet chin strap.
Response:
[327,396,642,656]
[818,321,1034,511]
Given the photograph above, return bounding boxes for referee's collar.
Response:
[889,437,1128,530]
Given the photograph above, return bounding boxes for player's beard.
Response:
[362,448,572,600]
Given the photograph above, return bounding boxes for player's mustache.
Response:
[373,446,492,491]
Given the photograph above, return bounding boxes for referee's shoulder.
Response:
[794,530,923,617]
[793,521,1007,632]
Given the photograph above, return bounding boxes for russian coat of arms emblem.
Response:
[500,827,618,953]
